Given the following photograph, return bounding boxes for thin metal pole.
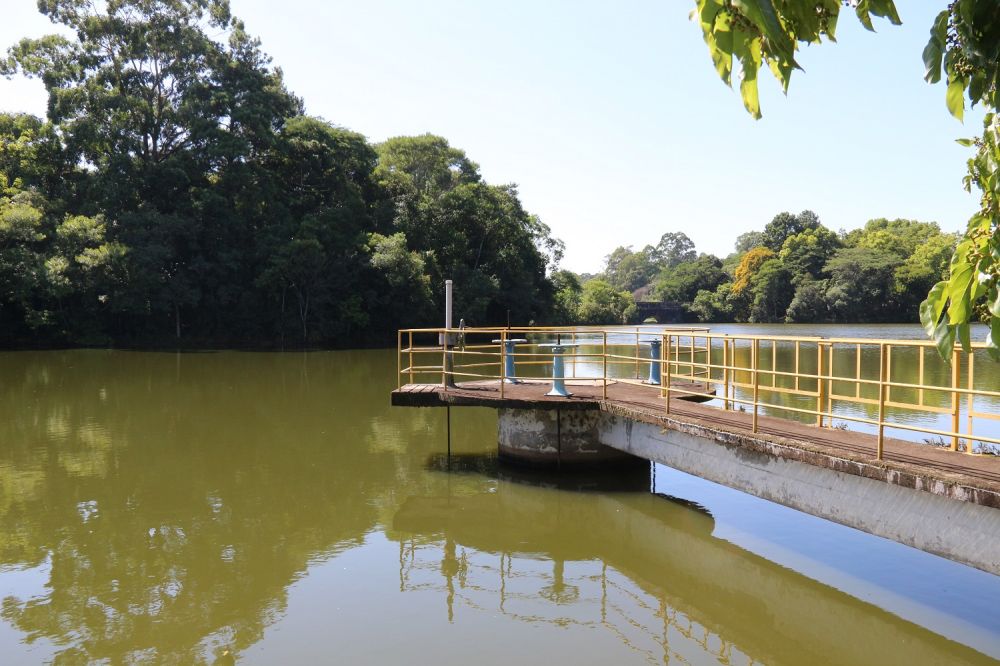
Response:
[635,327,640,379]
[602,331,608,400]
[816,343,825,428]
[664,335,672,415]
[752,339,760,433]
[446,404,452,459]
[500,329,506,399]
[967,352,976,455]
[877,343,887,460]
[951,348,961,451]
[397,329,402,389]
[408,331,414,385]
[723,338,730,410]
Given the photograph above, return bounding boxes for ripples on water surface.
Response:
[0,325,998,664]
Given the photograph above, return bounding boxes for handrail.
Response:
[396,326,1000,458]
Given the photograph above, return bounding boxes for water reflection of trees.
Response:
[0,350,430,663]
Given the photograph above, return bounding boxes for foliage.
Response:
[761,210,820,252]
[603,246,659,292]
[550,270,584,324]
[651,232,697,268]
[731,246,775,295]
[824,247,902,322]
[0,3,562,347]
[689,0,998,356]
[779,225,840,283]
[577,279,637,325]
[653,254,726,304]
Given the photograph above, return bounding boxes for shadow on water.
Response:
[396,452,998,666]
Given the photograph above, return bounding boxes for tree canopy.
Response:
[0,1,562,347]
[690,0,999,358]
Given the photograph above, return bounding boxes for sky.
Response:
[0,1,983,273]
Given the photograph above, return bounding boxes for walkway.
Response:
[392,379,1000,510]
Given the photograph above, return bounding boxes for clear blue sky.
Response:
[0,1,983,272]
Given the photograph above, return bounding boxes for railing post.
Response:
[752,339,760,433]
[664,335,672,414]
[602,331,608,400]
[572,330,577,379]
[500,329,506,399]
[951,348,961,451]
[967,351,976,455]
[877,343,887,460]
[397,330,402,389]
[441,330,448,390]
[816,343,825,428]
[634,327,640,379]
[408,331,414,385]
[722,338,730,410]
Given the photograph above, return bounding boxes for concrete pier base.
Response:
[497,408,639,468]
[496,406,1000,575]
[596,413,1000,577]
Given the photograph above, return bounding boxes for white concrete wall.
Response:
[597,413,1000,576]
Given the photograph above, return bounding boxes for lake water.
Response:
[1,324,999,664]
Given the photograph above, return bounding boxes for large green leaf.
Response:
[922,10,948,84]
[988,316,1000,361]
[947,75,967,121]
[920,280,948,337]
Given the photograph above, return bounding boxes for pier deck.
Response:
[392,379,1000,510]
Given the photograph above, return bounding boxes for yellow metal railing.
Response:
[397,326,1000,459]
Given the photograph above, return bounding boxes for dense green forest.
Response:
[0,1,562,347]
[563,211,957,325]
[0,0,959,348]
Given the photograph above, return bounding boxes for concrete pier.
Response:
[392,380,1000,576]
[497,408,639,467]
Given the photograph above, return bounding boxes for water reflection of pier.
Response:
[398,538,757,665]
[391,457,996,666]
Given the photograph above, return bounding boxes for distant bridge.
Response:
[391,325,1000,576]
[634,300,685,323]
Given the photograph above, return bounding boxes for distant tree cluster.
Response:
[0,1,560,347]
[574,211,957,325]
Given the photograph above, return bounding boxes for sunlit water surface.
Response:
[1,324,999,664]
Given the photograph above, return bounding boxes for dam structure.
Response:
[391,326,1000,576]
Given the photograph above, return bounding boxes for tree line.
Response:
[0,1,560,348]
[565,210,957,325]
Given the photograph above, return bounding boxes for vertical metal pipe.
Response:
[816,343,825,428]
[664,335,672,414]
[397,329,402,389]
[951,349,961,451]
[877,343,887,460]
[446,404,452,458]
[602,331,608,400]
[723,338,730,411]
[967,351,976,454]
[752,339,760,433]
[500,329,506,399]
[408,331,414,385]
[634,328,640,379]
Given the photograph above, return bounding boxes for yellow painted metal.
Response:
[602,331,608,400]
[723,338,730,411]
[877,343,888,460]
[816,344,826,428]
[951,349,961,451]
[396,326,1000,453]
[752,339,760,434]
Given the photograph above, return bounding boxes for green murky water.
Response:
[1,325,999,664]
